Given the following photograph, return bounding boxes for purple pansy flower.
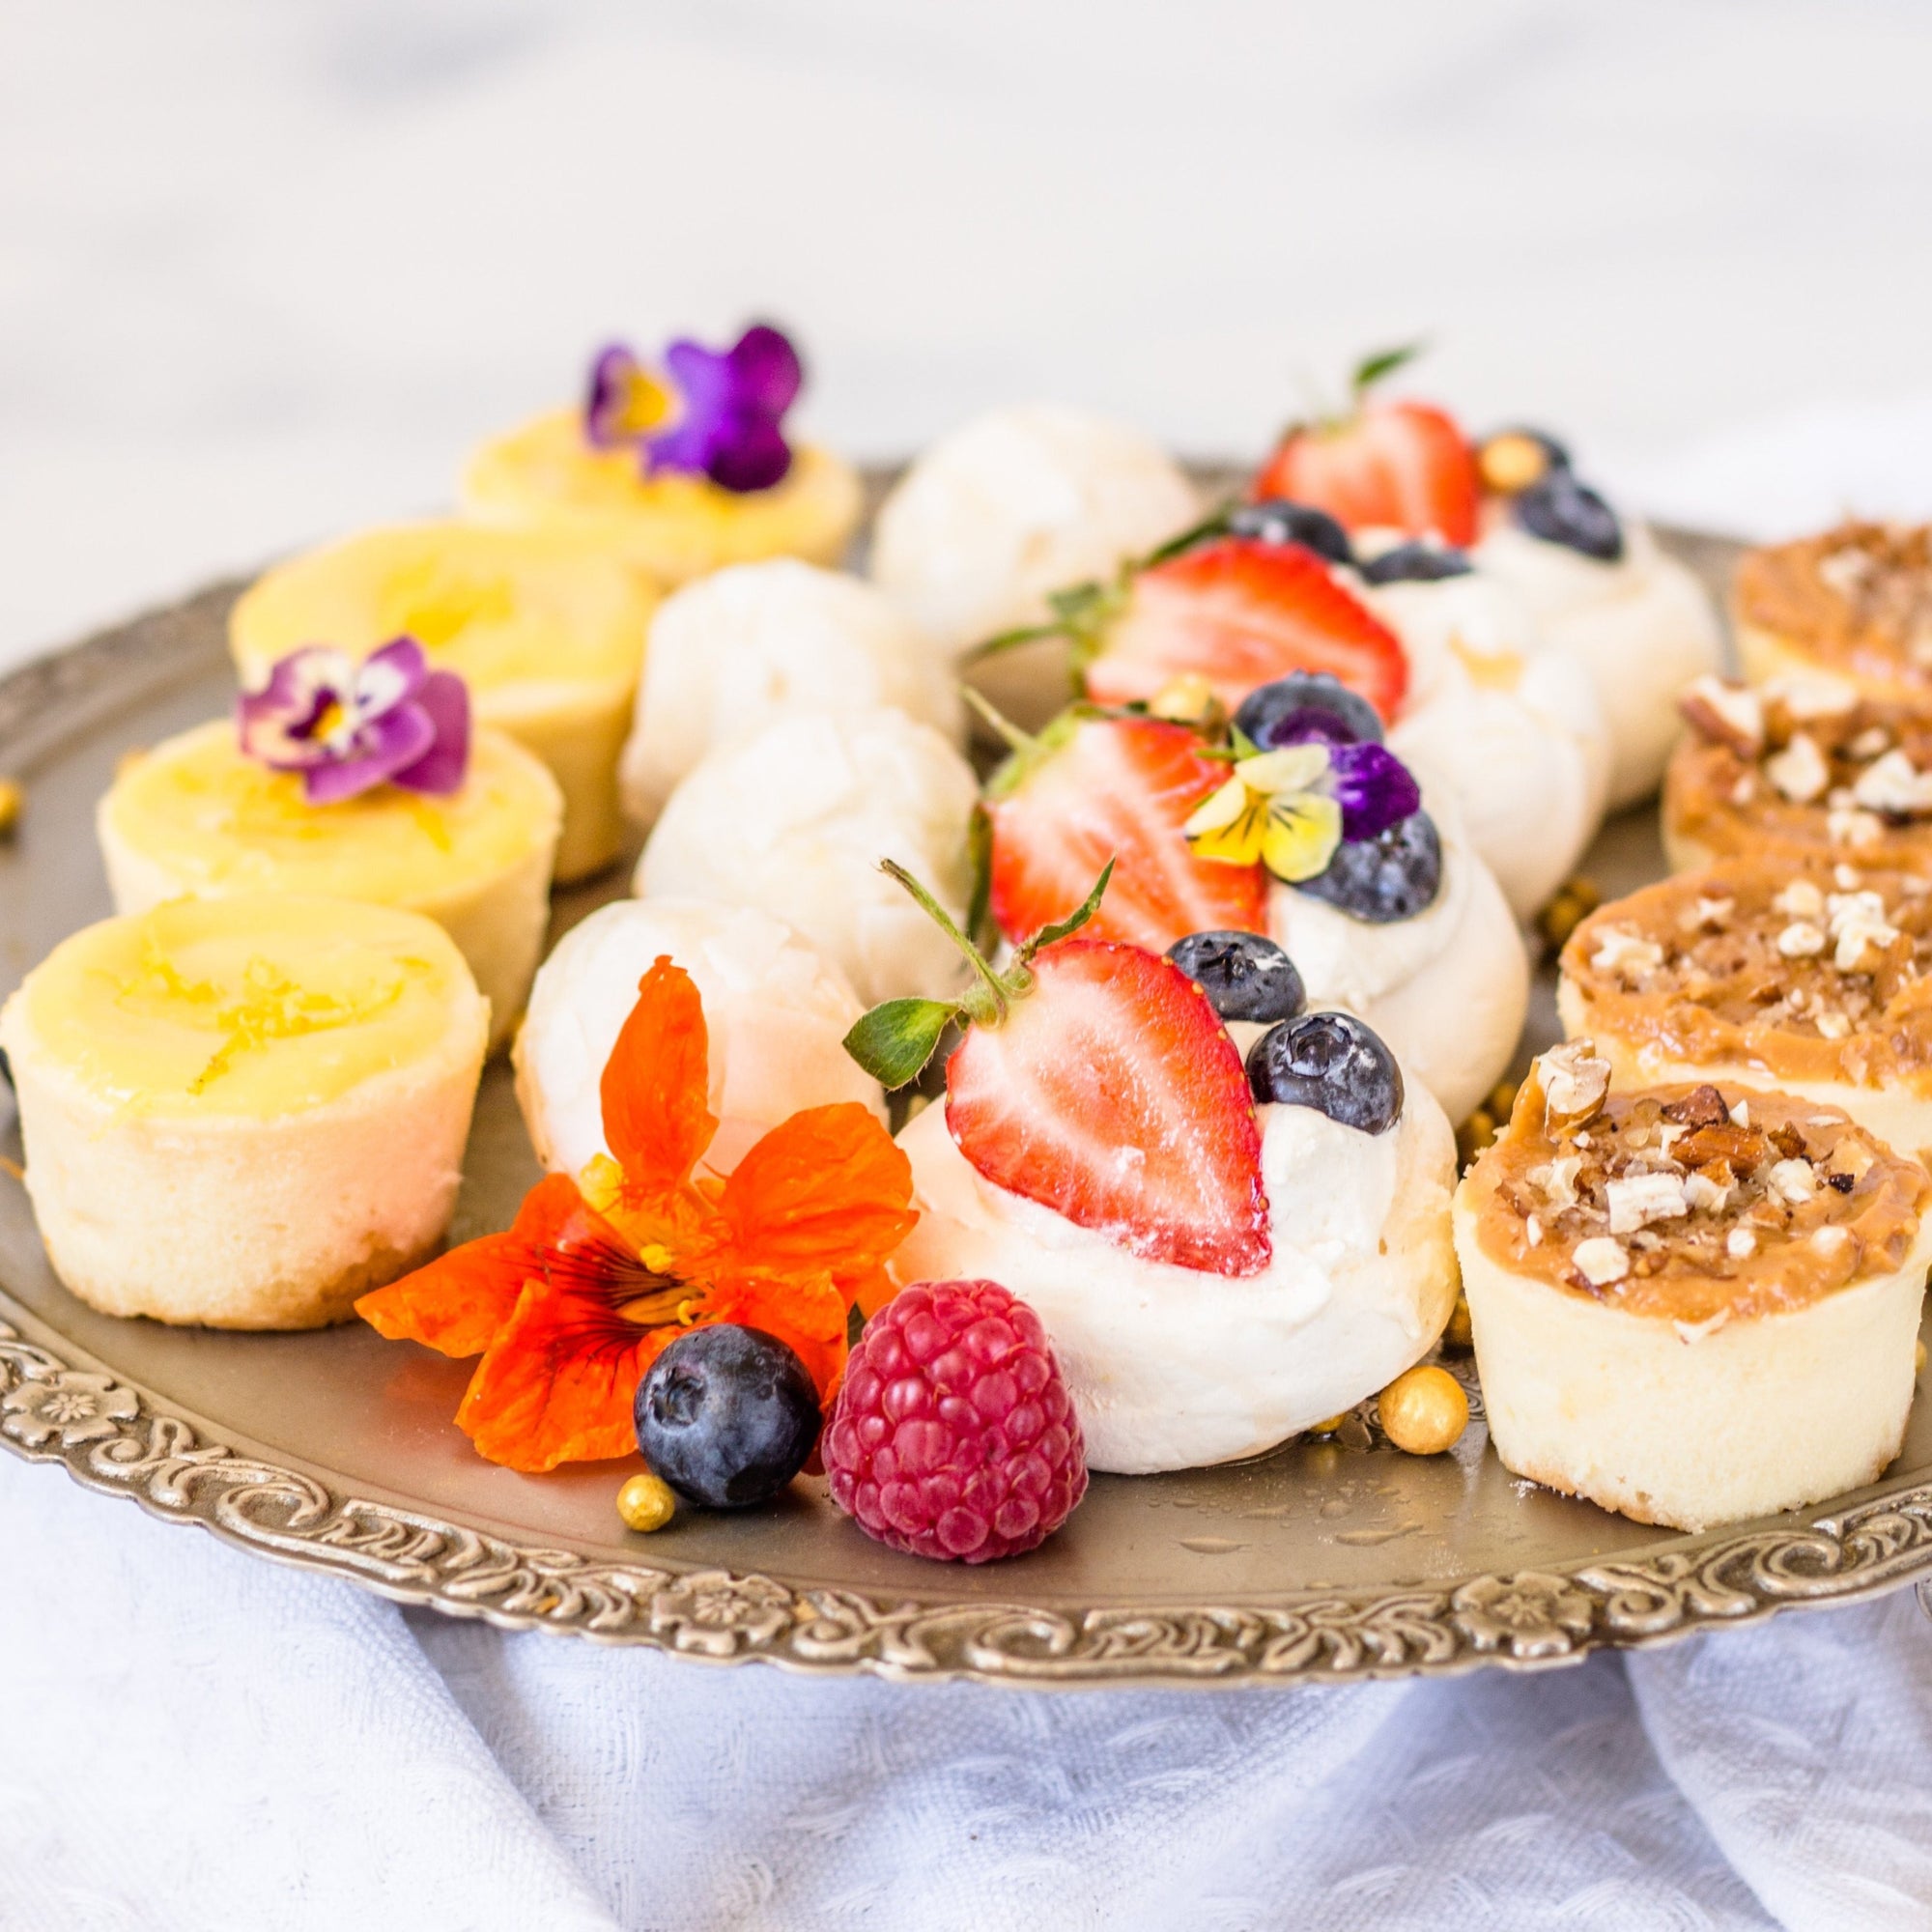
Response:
[582,323,802,494]
[237,638,470,806]
[1324,741,1421,839]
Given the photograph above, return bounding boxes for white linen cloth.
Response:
[8,416,1932,1932]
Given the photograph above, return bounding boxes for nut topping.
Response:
[1573,1236,1630,1287]
[1766,732,1830,803]
[1538,1039,1610,1132]
[1852,748,1932,817]
[1678,675,1764,757]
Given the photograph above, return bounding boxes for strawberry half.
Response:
[1082,537,1408,723]
[842,865,1270,1278]
[985,713,1265,955]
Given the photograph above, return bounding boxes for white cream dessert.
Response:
[635,706,980,1007]
[1266,771,1528,1126]
[99,720,561,1053]
[892,1019,1459,1475]
[1472,514,1721,810]
[229,520,656,882]
[617,558,963,829]
[1457,1043,1932,1530]
[1,895,489,1329]
[515,895,885,1179]
[869,405,1202,730]
[1362,544,1612,918]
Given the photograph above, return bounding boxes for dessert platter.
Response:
[8,332,1932,1687]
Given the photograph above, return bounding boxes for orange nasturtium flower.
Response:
[356,957,918,1473]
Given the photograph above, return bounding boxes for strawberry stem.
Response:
[877,859,1011,1023]
[960,686,1034,756]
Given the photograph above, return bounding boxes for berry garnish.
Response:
[843,865,1271,1276]
[1235,670,1386,750]
[1083,537,1408,720]
[1358,541,1474,585]
[983,710,1265,955]
[1225,497,1355,566]
[1476,427,1570,495]
[1513,470,1624,563]
[824,1278,1087,1563]
[1246,1010,1404,1134]
[1166,930,1306,1024]
[633,1324,823,1509]
[1295,810,1442,923]
[1250,346,1480,548]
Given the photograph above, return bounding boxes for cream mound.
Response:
[228,518,656,882]
[1265,777,1528,1125]
[891,1072,1459,1475]
[98,720,561,1054]
[869,405,1202,730]
[515,895,884,1179]
[0,895,489,1329]
[1473,516,1721,810]
[1457,1199,1932,1532]
[635,707,980,1007]
[460,410,864,584]
[618,559,963,829]
[1371,560,1611,919]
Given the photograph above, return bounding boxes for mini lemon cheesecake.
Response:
[460,325,862,586]
[1,895,489,1328]
[99,721,560,1053]
[231,521,656,881]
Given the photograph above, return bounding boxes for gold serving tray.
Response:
[4,504,1931,1689]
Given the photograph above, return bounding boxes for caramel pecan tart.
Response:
[1454,1042,1932,1529]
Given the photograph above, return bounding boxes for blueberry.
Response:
[634,1324,821,1509]
[1227,498,1354,567]
[1297,810,1442,923]
[1166,930,1305,1024]
[1246,1010,1404,1134]
[1513,470,1623,563]
[1358,541,1474,586]
[1235,671,1384,751]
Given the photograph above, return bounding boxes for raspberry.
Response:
[823,1279,1087,1563]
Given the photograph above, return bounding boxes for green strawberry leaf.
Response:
[1350,341,1426,399]
[1018,858,1115,962]
[842,997,960,1089]
[1139,498,1239,568]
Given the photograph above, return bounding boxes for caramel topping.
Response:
[1467,1053,1926,1321]
[1664,683,1932,872]
[1736,522,1932,682]
[1561,859,1932,1084]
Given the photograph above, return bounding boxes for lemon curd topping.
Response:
[102,720,560,911]
[23,896,475,1118]
[229,522,654,698]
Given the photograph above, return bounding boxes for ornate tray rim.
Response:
[7,543,1932,1690]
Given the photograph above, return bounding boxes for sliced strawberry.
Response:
[986,715,1264,955]
[946,940,1269,1276]
[1082,536,1407,722]
[1252,400,1480,548]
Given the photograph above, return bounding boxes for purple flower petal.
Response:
[725,324,802,417]
[236,647,352,769]
[645,327,797,494]
[389,671,469,796]
[301,703,436,806]
[706,413,792,493]
[1327,742,1421,840]
[585,343,643,449]
[355,636,429,719]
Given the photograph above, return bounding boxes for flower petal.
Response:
[1326,742,1422,840]
[726,323,803,417]
[1262,792,1344,883]
[355,1172,587,1358]
[355,637,429,718]
[584,343,673,448]
[600,956,718,1192]
[301,701,435,805]
[389,670,470,796]
[711,1102,917,1302]
[703,1270,849,1401]
[235,647,350,768]
[1181,774,1252,838]
[1236,744,1330,796]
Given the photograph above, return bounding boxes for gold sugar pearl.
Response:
[1536,875,1603,957]
[1477,432,1551,496]
[1456,1109,1498,1170]
[1308,1412,1349,1436]
[1378,1365,1469,1456]
[616,1471,676,1533]
[1918,1339,1927,1378]
[1486,1079,1519,1122]
[1443,1296,1474,1351]
[0,780,22,838]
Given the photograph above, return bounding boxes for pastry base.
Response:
[480,677,633,883]
[1732,618,1890,703]
[1455,1196,1932,1531]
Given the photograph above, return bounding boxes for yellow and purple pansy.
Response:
[237,637,469,805]
[583,323,803,494]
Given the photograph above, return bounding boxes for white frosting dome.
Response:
[1266,772,1528,1125]
[869,404,1201,729]
[1472,511,1722,810]
[618,560,964,829]
[891,1069,1459,1474]
[1371,560,1611,919]
[634,707,979,1008]
[513,897,884,1181]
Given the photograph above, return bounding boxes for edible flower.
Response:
[584,323,803,493]
[356,958,916,1473]
[1183,739,1420,883]
[237,637,469,805]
